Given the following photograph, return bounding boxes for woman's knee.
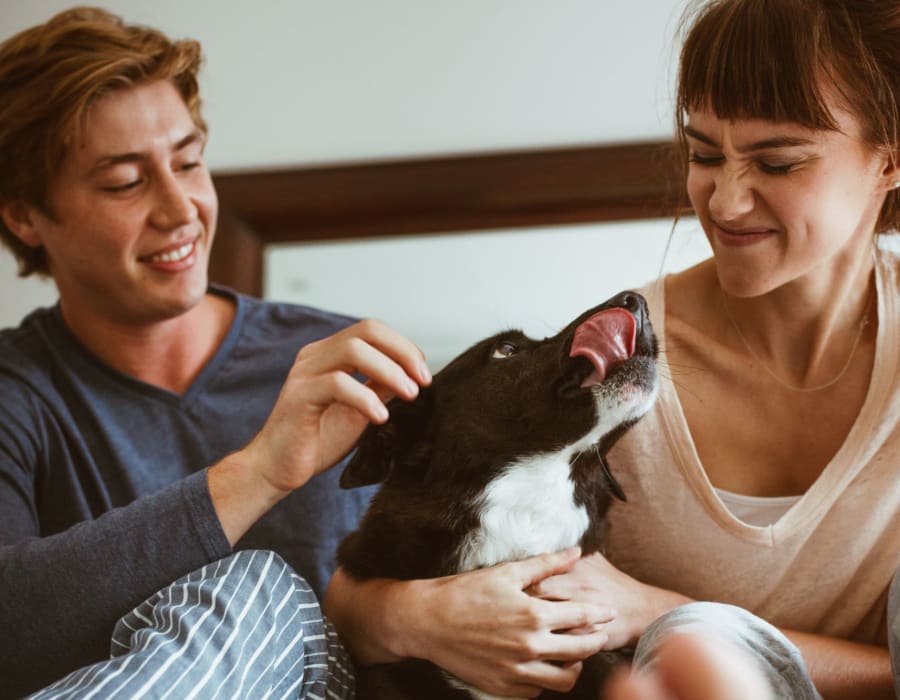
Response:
[634,602,770,666]
[634,602,821,700]
[889,566,900,696]
[888,565,900,629]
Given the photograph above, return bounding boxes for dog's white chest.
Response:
[457,452,589,572]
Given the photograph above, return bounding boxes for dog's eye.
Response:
[492,341,518,359]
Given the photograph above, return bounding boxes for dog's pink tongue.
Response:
[570,308,637,386]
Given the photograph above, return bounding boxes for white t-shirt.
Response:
[604,238,900,644]
[715,489,801,527]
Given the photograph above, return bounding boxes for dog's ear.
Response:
[340,389,435,489]
[340,422,396,488]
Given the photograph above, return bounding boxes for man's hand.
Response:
[210,319,431,544]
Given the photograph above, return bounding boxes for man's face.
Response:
[15,80,218,328]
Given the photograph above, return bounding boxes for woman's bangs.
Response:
[678,0,837,130]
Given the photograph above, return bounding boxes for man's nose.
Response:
[149,171,195,230]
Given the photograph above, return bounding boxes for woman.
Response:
[325,1,900,697]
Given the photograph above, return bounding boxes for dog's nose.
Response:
[608,291,646,316]
[607,291,649,338]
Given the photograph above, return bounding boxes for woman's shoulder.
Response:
[662,259,720,331]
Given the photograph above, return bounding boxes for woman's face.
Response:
[684,97,894,298]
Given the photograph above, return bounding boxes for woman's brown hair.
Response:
[0,6,207,277]
[676,0,900,233]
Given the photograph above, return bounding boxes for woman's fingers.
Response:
[606,668,666,700]
[398,558,619,697]
[530,599,616,638]
[529,573,576,600]
[500,659,585,696]
[507,547,582,589]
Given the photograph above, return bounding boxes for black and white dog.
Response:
[338,290,659,699]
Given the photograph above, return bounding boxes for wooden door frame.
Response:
[209,140,687,297]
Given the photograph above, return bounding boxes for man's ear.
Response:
[339,389,435,489]
[0,200,44,248]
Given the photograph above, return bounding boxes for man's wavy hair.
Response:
[0,6,207,277]
[676,0,900,233]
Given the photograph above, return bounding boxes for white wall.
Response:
[267,218,709,371]
[1,1,696,328]
[0,254,58,324]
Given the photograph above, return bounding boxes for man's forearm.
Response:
[0,471,231,697]
[207,451,289,546]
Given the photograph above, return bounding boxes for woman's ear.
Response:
[882,149,900,193]
[0,200,44,248]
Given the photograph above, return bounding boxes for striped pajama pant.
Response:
[27,550,355,699]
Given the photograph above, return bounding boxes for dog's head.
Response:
[341,290,657,499]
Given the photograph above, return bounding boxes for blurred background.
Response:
[1,1,709,369]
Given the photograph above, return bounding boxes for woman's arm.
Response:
[785,630,893,700]
[536,553,895,698]
[324,548,617,698]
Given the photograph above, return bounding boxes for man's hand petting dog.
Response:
[243,319,431,489]
[210,319,432,545]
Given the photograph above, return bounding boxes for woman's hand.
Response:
[210,319,431,544]
[325,548,616,698]
[529,552,692,650]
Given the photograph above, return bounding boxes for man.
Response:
[0,7,430,696]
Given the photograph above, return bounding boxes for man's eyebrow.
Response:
[89,129,205,172]
[684,125,815,152]
[173,129,205,152]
